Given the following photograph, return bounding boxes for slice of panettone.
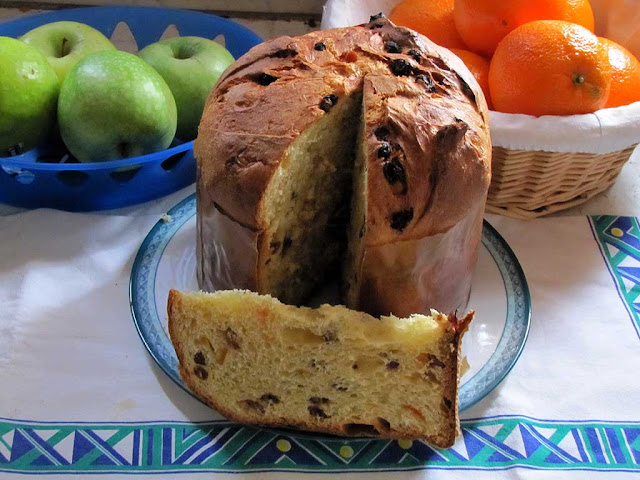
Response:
[168,289,472,448]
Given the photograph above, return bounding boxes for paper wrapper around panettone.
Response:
[197,179,483,318]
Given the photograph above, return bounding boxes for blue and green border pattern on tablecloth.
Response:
[1,416,639,473]
[589,216,640,340]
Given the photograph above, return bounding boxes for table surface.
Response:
[1,4,638,218]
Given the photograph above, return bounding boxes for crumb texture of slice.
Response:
[168,289,472,448]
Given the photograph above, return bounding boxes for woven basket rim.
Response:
[492,143,638,155]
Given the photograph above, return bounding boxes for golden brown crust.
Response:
[167,289,182,353]
[195,16,489,231]
[360,73,489,244]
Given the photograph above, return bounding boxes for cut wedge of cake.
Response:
[168,289,473,447]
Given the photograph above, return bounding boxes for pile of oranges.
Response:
[389,0,640,116]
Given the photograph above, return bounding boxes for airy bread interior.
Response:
[168,289,467,447]
[260,93,361,305]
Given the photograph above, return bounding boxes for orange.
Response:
[454,0,595,56]
[599,37,640,108]
[389,0,466,49]
[591,0,640,60]
[449,48,493,109]
[489,21,610,116]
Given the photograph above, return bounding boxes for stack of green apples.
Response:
[0,21,234,162]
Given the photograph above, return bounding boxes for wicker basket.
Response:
[486,144,638,219]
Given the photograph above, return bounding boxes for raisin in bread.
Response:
[168,289,473,447]
[195,15,491,316]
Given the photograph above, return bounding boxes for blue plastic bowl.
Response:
[0,6,262,211]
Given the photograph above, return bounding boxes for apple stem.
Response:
[61,37,70,57]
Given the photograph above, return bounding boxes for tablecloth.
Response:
[0,189,639,479]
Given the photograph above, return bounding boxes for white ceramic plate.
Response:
[131,194,531,418]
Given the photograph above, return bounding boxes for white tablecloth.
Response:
[1,182,639,478]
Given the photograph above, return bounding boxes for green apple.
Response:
[138,36,234,140]
[21,21,115,82]
[58,50,177,162]
[0,36,59,156]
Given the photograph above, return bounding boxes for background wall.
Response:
[0,0,322,39]
[0,0,325,15]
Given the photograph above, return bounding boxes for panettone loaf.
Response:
[168,288,473,447]
[195,16,491,316]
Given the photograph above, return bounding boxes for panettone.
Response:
[168,288,473,447]
[194,16,491,316]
